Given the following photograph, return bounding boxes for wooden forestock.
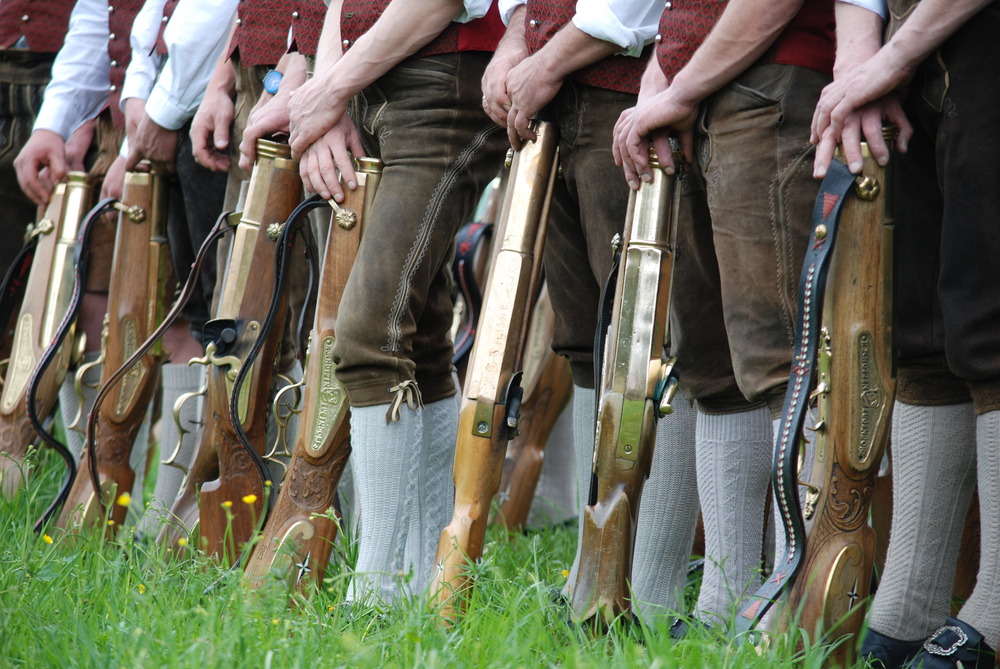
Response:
[195,140,300,564]
[0,175,96,496]
[57,171,169,532]
[243,158,382,589]
[430,122,559,617]
[568,157,678,624]
[493,286,572,532]
[782,146,893,665]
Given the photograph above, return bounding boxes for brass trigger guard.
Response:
[264,374,304,470]
[163,383,208,475]
[69,350,106,434]
[189,342,242,379]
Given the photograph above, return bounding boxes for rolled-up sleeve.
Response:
[572,0,663,57]
[498,0,526,25]
[456,0,494,22]
[33,0,112,139]
[837,0,887,19]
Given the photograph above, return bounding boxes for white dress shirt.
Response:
[838,0,888,19]
[32,0,111,140]
[498,0,661,56]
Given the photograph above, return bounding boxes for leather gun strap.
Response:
[736,159,856,632]
[0,238,39,336]
[587,245,622,507]
[451,221,493,365]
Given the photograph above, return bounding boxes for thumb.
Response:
[213,121,230,151]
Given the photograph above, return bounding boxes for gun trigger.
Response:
[504,371,524,436]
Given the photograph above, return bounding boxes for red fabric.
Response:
[523,0,648,95]
[230,0,328,67]
[0,0,73,53]
[340,0,504,58]
[656,0,834,81]
[154,0,180,56]
[108,0,146,128]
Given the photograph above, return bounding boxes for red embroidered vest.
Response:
[655,0,834,81]
[340,0,504,58]
[230,0,328,67]
[108,0,146,128]
[0,0,73,53]
[523,0,650,96]
[154,0,180,57]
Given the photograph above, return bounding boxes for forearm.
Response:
[833,2,883,76]
[312,0,466,102]
[668,0,804,107]
[314,0,345,75]
[530,20,621,83]
[877,0,991,73]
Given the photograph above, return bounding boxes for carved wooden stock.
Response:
[244,158,382,590]
[492,287,572,532]
[430,121,559,618]
[0,175,96,496]
[568,154,679,624]
[194,140,300,564]
[57,171,169,532]
[782,143,894,665]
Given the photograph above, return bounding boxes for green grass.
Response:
[1,451,872,668]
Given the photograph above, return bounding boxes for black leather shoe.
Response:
[907,617,996,668]
[859,627,923,668]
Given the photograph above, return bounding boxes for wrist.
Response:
[664,71,703,111]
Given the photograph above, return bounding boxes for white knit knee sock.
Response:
[348,402,423,604]
[868,401,976,641]
[957,409,1000,646]
[631,392,699,622]
[771,417,816,564]
[526,404,577,528]
[695,405,772,627]
[562,385,595,598]
[135,364,203,538]
[405,394,457,595]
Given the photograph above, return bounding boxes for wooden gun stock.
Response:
[57,171,169,532]
[492,286,572,532]
[568,154,679,624]
[430,121,559,617]
[0,175,96,496]
[782,142,894,665]
[195,140,301,563]
[244,158,382,590]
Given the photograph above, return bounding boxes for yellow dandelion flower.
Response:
[42,534,54,544]
[264,480,272,487]
[137,584,146,594]
[117,492,132,507]
[177,537,188,547]
[561,569,569,578]
[271,618,279,625]
[107,519,115,526]
[242,494,257,505]
[327,605,335,613]
[222,500,233,508]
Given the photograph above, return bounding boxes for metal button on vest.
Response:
[110,60,118,67]
[292,11,300,18]
[665,1,672,8]
[110,84,117,92]
[342,39,350,48]
[20,14,28,21]
[161,15,168,22]
[109,33,116,40]
[529,19,539,27]
[235,18,242,25]
[107,5,114,12]
[655,34,662,43]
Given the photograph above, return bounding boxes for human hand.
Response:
[298,115,365,203]
[126,113,179,172]
[287,74,350,159]
[812,86,912,178]
[613,88,697,188]
[191,84,235,172]
[504,54,563,149]
[481,37,528,127]
[100,154,128,201]
[65,118,96,172]
[14,129,68,205]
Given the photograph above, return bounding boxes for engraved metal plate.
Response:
[114,318,145,417]
[1,314,35,413]
[309,336,344,455]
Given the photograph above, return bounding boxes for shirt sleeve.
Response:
[32,0,112,139]
[456,0,495,23]
[121,0,168,104]
[572,0,664,57]
[836,0,888,19]
[498,0,526,25]
[143,0,239,130]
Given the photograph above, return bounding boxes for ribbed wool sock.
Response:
[347,402,423,604]
[868,401,976,641]
[57,353,102,463]
[562,384,595,598]
[526,404,578,528]
[406,394,458,594]
[135,364,203,538]
[124,406,152,526]
[631,392,700,622]
[771,417,816,564]
[957,409,1000,647]
[694,404,772,627]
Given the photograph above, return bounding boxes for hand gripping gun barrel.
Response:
[736,135,895,655]
[168,139,302,563]
[55,170,169,533]
[430,121,559,617]
[567,151,682,625]
[243,158,382,590]
[0,174,97,496]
